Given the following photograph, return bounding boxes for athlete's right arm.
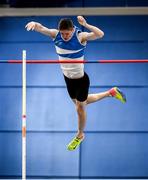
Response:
[25,21,58,39]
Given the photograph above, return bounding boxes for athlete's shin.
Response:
[76,101,86,139]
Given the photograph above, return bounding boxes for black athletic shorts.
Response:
[64,72,90,102]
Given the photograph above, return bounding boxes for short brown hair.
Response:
[58,18,74,30]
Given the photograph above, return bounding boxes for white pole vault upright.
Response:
[22,50,27,180]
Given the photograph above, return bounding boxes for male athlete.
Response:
[26,16,126,151]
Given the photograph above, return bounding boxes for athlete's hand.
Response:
[77,16,87,26]
[25,21,36,31]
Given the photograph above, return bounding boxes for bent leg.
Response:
[86,87,126,105]
[86,90,110,105]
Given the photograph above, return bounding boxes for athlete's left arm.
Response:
[77,16,104,41]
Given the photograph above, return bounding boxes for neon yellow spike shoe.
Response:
[67,136,84,151]
[109,87,126,103]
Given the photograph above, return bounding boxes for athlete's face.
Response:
[60,28,74,41]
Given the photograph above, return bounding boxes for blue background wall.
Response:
[0,15,148,178]
[8,0,148,7]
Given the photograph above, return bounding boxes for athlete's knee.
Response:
[72,99,77,104]
[76,101,86,113]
